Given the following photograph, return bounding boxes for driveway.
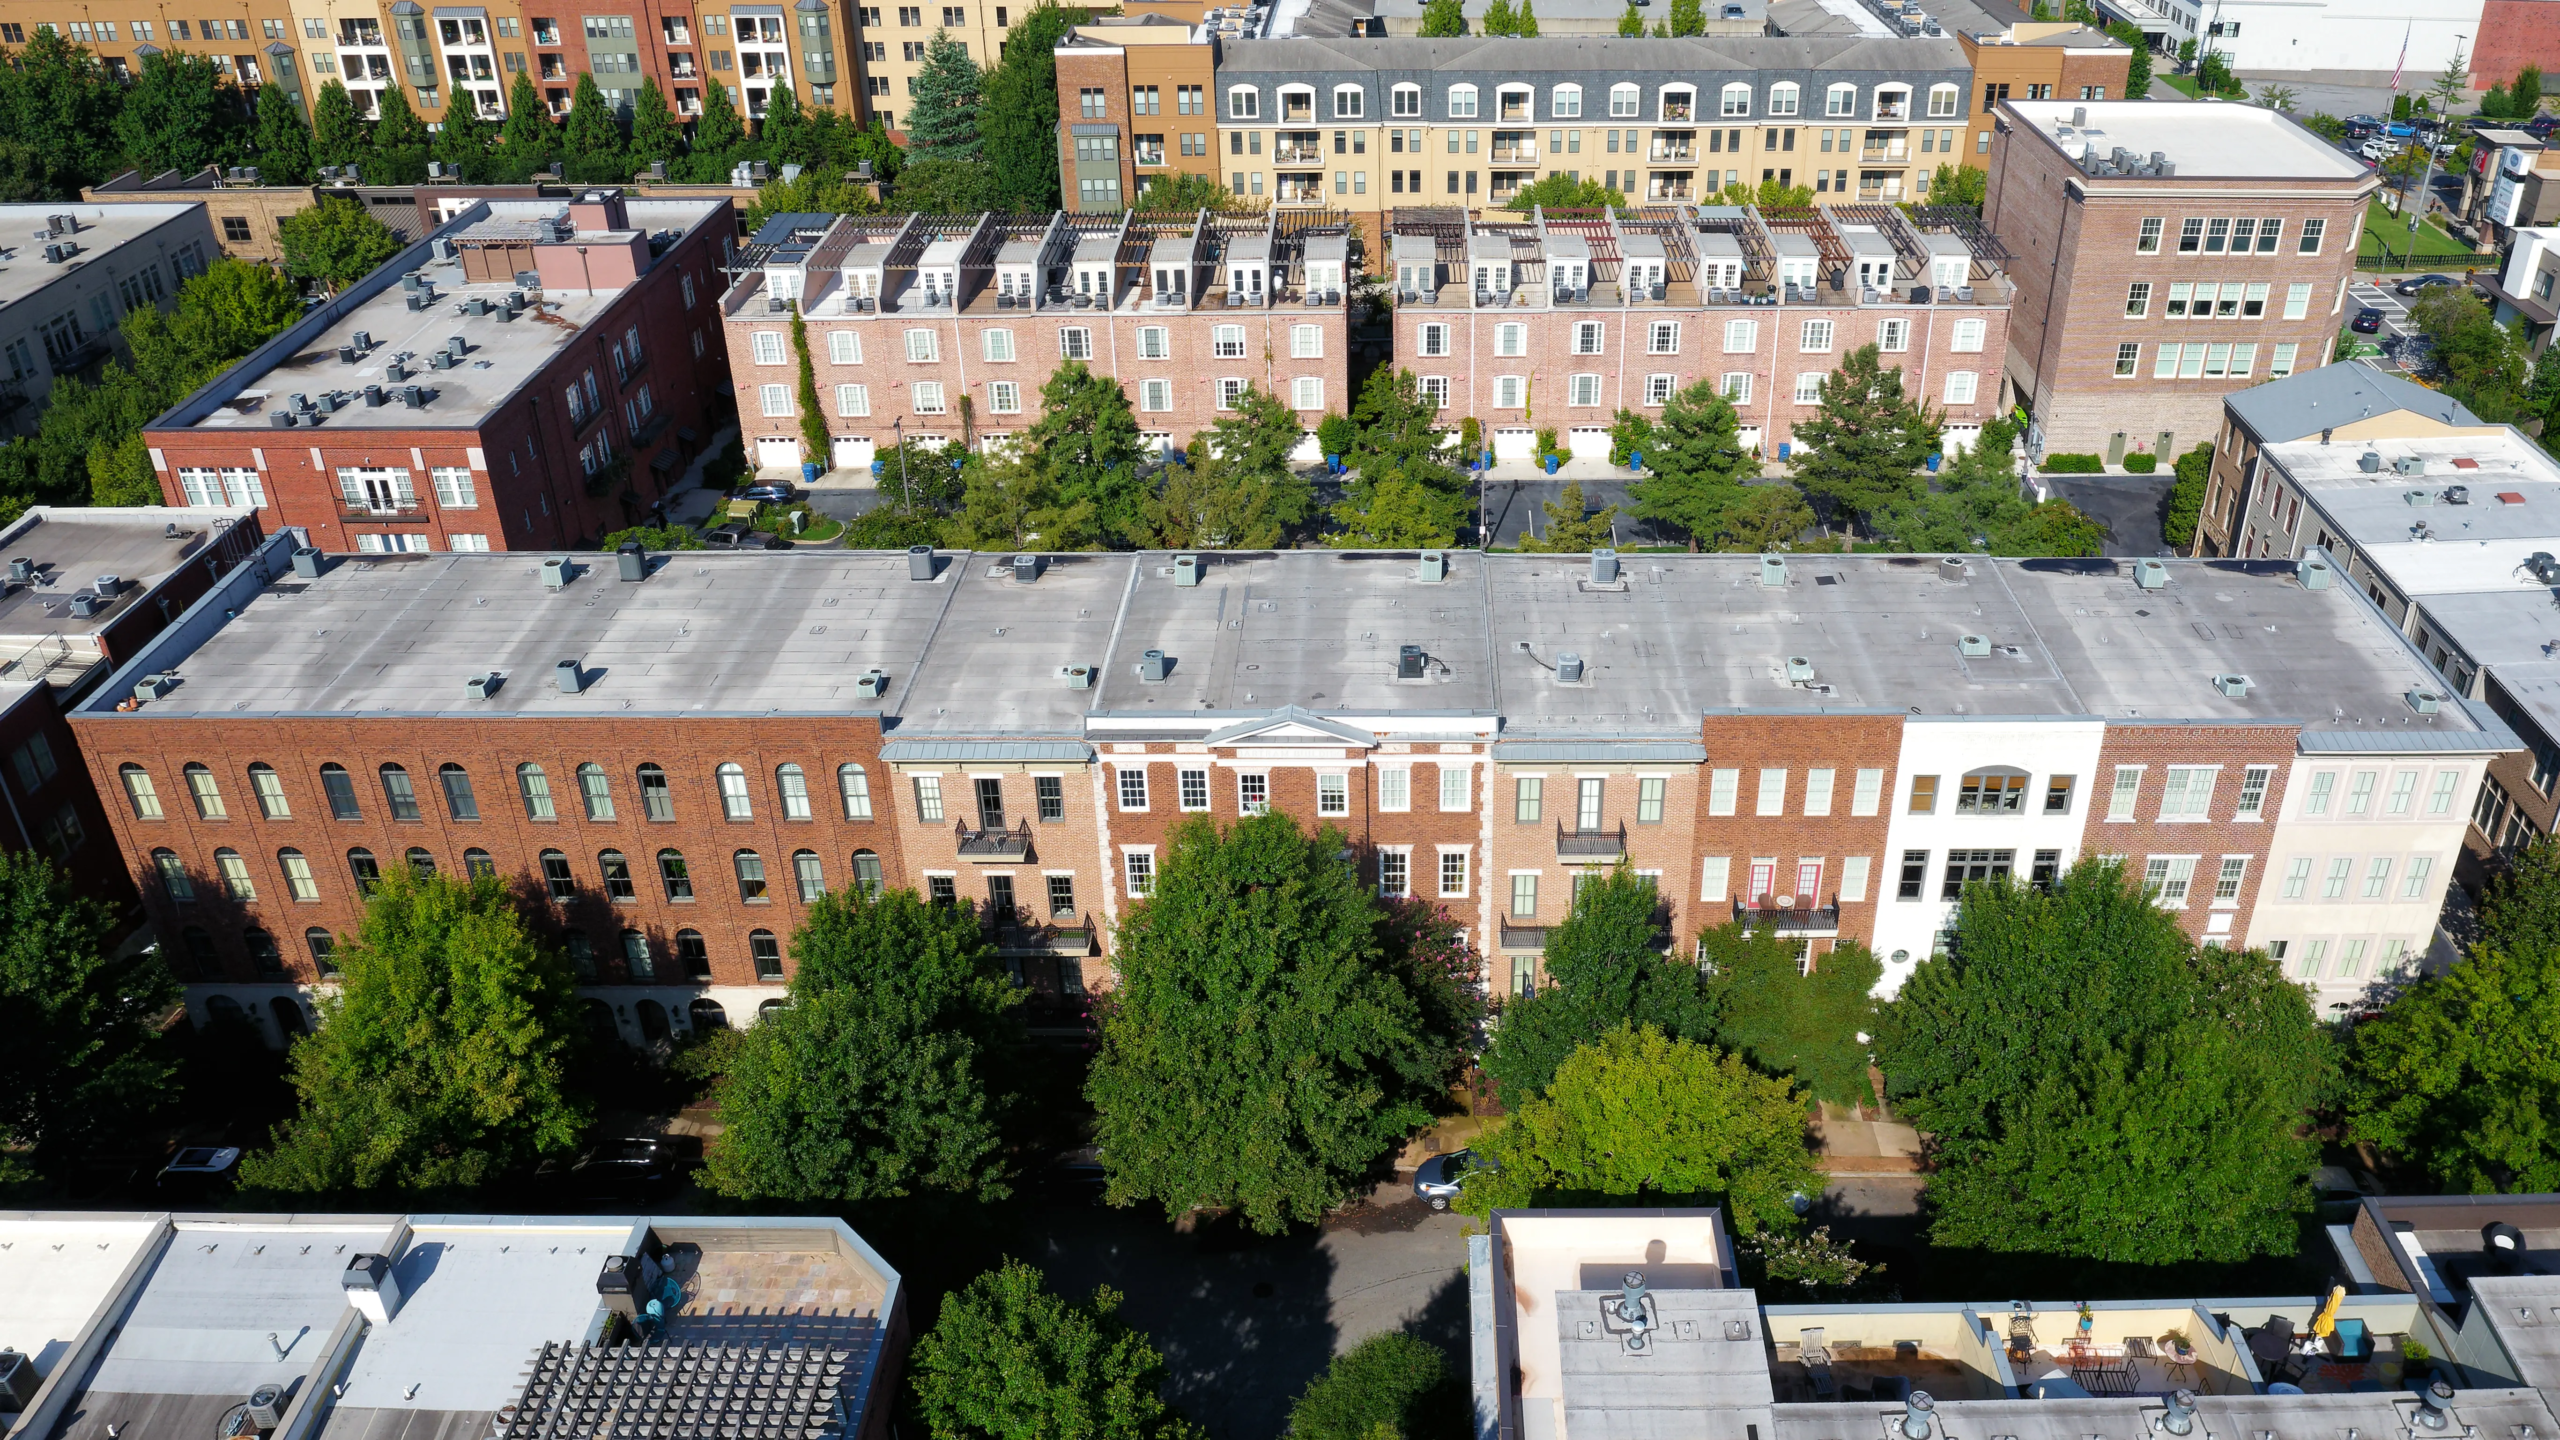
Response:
[2043,474,2175,558]
[1480,475,1680,549]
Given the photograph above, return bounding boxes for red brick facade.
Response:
[2086,724,2298,945]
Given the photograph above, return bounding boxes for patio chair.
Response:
[2331,1318,2371,1362]
[2123,1337,2156,1359]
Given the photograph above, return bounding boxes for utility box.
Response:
[343,1253,403,1324]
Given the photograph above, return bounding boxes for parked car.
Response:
[551,1136,699,1196]
[2360,138,2401,162]
[705,522,785,550]
[728,483,802,504]
[2352,307,2386,334]
[2397,273,2459,297]
[2384,120,2417,138]
[1413,1148,1496,1210]
[156,1145,241,1196]
[2345,113,2383,129]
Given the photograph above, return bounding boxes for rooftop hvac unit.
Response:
[854,668,887,698]
[1958,634,1990,657]
[1012,554,1041,584]
[1785,655,1815,684]
[466,674,501,700]
[1398,644,1427,679]
[316,393,338,414]
[907,545,936,581]
[270,410,298,428]
[67,592,104,618]
[448,336,467,360]
[1556,652,1585,683]
[39,243,61,264]
[352,330,373,350]
[246,1384,289,1430]
[1418,549,1446,583]
[2530,552,2560,584]
[385,360,406,382]
[2358,451,2383,474]
[2447,485,2472,504]
[2214,673,2252,698]
[555,660,584,694]
[2297,555,2332,590]
[2409,688,2444,715]
[2395,455,2427,477]
[336,345,357,364]
[291,546,322,578]
[402,273,423,292]
[2134,558,2168,590]
[429,351,452,370]
[617,542,646,581]
[1139,649,1170,682]
[363,384,385,407]
[133,673,174,702]
[402,385,424,407]
[542,557,571,590]
[92,577,122,598]
[7,558,32,583]
[406,293,427,312]
[1760,554,1788,587]
[1060,664,1093,689]
[0,1348,37,1410]
[1174,554,1201,587]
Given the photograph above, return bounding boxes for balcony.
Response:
[956,818,1032,861]
[338,22,383,45]
[530,24,560,44]
[1860,141,1910,163]
[990,908,1098,957]
[338,498,428,522]
[1491,136,1537,163]
[1876,97,1910,120]
[1663,98,1694,121]
[1646,176,1694,201]
[1274,135,1324,166]
[1732,899,1841,937]
[669,57,698,78]
[1650,138,1695,162]
[1498,922,1549,953]
[1556,821,1627,862]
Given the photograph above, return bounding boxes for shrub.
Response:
[1286,1333,1464,1440]
[2121,452,2159,473]
[1535,426,1561,458]
[2037,453,2105,473]
[2165,443,2215,549]
[1316,412,1358,459]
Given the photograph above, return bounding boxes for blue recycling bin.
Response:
[1326,453,1342,473]
[1926,452,1942,473]
[871,460,885,479]
[1778,442,1792,461]
[1483,448,1495,469]
[802,462,821,485]
[1629,450,1643,471]
[1544,453,1560,475]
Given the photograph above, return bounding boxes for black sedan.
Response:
[2352,307,2386,334]
[2396,273,2459,298]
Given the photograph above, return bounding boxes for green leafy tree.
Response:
[1870,416,2101,557]
[433,95,494,183]
[913,1260,1195,1440]
[561,73,626,183]
[134,258,303,388]
[0,851,179,1172]
[279,194,404,295]
[790,303,828,468]
[758,84,808,162]
[1419,0,1467,35]
[1740,1226,1882,1300]
[496,72,560,181]
[978,2,1083,210]
[1287,1333,1463,1440]
[1876,859,2331,1263]
[241,869,589,1193]
[1699,923,1880,1107]
[1515,0,1540,35]
[600,522,708,550]
[1480,0,1518,33]
[2344,938,2560,1193]
[1723,484,1817,550]
[1464,1025,1818,1234]
[1333,368,1470,546]
[2483,837,2560,955]
[2104,21,2152,98]
[1617,4,1644,35]
[1627,377,1761,549]
[694,74,748,158]
[1788,343,1937,538]
[88,432,159,506]
[311,79,372,173]
[2301,111,2348,141]
[1484,867,1716,1103]
[1020,360,1152,547]
[1086,812,1460,1233]
[254,83,317,184]
[1146,383,1311,547]
[1922,163,1986,207]
[1,27,125,195]
[2408,289,2533,423]
[115,52,253,175]
[893,156,1001,213]
[2485,82,2514,119]
[1506,173,1625,211]
[626,78,682,170]
[1328,477,1467,547]
[2164,442,2213,549]
[2520,65,2545,115]
[2196,47,2234,95]
[906,31,984,162]
[1517,481,1618,551]
[1722,176,1815,206]
[745,168,885,231]
[705,886,1024,1203]
[1137,169,1245,211]
[369,84,431,184]
[1666,0,1703,33]
[942,449,1054,550]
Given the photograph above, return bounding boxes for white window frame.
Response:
[1768,81,1799,116]
[1291,324,1324,358]
[828,330,861,364]
[986,381,1018,414]
[1447,83,1478,118]
[1228,85,1259,119]
[1609,83,1639,118]
[836,383,870,416]
[1719,81,1751,117]
[759,383,792,416]
[1438,846,1469,899]
[1826,82,1857,117]
[1550,82,1581,118]
[751,331,785,364]
[1709,768,1739,817]
[982,328,1015,362]
[903,328,938,362]
[1392,82,1421,117]
[1333,82,1363,118]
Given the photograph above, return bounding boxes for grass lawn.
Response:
[2156,72,2246,100]
[2359,200,2474,264]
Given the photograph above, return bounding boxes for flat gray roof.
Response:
[0,203,202,312]
[2003,99,2370,181]
[332,1218,636,1416]
[898,554,1131,734]
[0,1214,163,1391]
[81,1216,396,1401]
[0,507,252,650]
[2475,1274,2560,1390]
[2263,430,2560,563]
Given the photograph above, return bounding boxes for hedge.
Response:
[2039,453,2106,473]
[2122,452,2159,473]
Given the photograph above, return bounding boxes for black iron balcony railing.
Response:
[1556,821,1627,861]
[1732,898,1842,934]
[956,817,1033,860]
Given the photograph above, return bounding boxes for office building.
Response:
[0,202,217,436]
[1984,99,2374,463]
[141,190,735,554]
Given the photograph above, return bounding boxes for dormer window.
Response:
[1448,83,1478,119]
[1874,84,1911,120]
[1551,260,1587,292]
[1278,84,1314,122]
[1660,85,1694,122]
[1497,84,1531,121]
[1625,260,1662,294]
[1391,82,1421,117]
[1474,261,1510,296]
[1228,85,1258,120]
[1333,83,1364,118]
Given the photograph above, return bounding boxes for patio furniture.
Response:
[2250,1317,2306,1386]
[2331,1318,2372,1362]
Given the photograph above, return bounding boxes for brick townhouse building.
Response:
[142,190,735,552]
[1984,98,2375,463]
[1387,200,2011,463]
[723,207,1355,467]
[76,540,2503,1046]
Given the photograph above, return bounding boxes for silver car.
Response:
[1413,1148,1491,1210]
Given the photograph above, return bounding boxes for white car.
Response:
[2361,138,2400,162]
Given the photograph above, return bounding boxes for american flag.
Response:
[2389,19,2411,90]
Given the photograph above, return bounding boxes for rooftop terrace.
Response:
[0,507,254,688]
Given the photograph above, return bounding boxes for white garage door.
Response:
[832,437,875,470]
[1493,427,1536,459]
[1737,427,1762,456]
[755,437,802,471]
[1568,426,1612,458]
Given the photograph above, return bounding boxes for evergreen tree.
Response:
[978,1,1081,210]
[311,79,371,173]
[694,76,749,159]
[1517,481,1618,551]
[1667,0,1703,34]
[432,95,493,182]
[1419,0,1467,34]
[758,83,809,165]
[2520,65,2546,115]
[1480,0,1518,33]
[627,77,683,170]
[1788,343,1937,538]
[1626,379,1763,548]
[1868,415,2100,557]
[254,82,317,184]
[905,30,984,163]
[562,73,626,182]
[369,84,431,184]
[496,72,559,181]
[1516,0,1540,35]
[1617,3,1645,35]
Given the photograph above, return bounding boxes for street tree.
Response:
[1515,0,1541,35]
[913,1259,1196,1440]
[906,30,983,162]
[0,851,179,1174]
[1876,859,2331,1263]
[1666,0,1703,34]
[1617,4,1644,35]
[1483,866,1717,1102]
[1464,1025,1819,1234]
[241,869,589,1193]
[1626,377,1762,548]
[1480,0,1519,33]
[1086,812,1462,1232]
[1287,1333,1464,1440]
[1700,922,1881,1106]
[1146,384,1313,547]
[1334,368,1471,545]
[1720,484,1818,551]
[1788,344,1938,537]
[254,83,317,184]
[1869,416,2102,557]
[1517,481,1619,551]
[2344,938,2560,1193]
[1023,361,1152,546]
[279,195,405,294]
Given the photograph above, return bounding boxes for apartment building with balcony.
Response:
[140,190,734,552]
[0,202,217,436]
[720,206,1354,468]
[1957,18,2128,110]
[0,0,301,86]
[1389,201,2009,459]
[1055,16,1221,213]
[1200,35,1976,222]
[1984,99,2375,462]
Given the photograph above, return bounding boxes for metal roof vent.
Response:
[855,668,887,698]
[1590,548,1619,585]
[2415,1379,2456,1431]
[1610,1271,1656,1354]
[1939,556,1968,582]
[1398,644,1426,679]
[291,546,322,579]
[2215,673,2251,698]
[1419,549,1446,583]
[2395,454,2427,477]
[2162,1390,2199,1438]
[2297,555,2332,590]
[541,557,571,590]
[1139,649,1170,682]
[1174,553,1201,587]
[1012,553,1042,584]
[1900,1393,1936,1440]
[617,542,645,581]
[1958,634,1990,657]
[555,660,584,694]
[2358,451,2383,474]
[1760,554,1788,587]
[1557,652,1585,683]
[908,545,937,581]
[1060,664,1093,689]
[1786,655,1815,683]
[343,1253,402,1324]
[2134,558,2168,590]
[2409,688,2444,714]
[466,673,501,700]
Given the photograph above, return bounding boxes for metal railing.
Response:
[956,817,1033,859]
[1732,899,1842,933]
[1555,822,1627,860]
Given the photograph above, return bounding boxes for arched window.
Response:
[1495,83,1531,121]
[1226,84,1259,120]
[1549,83,1581,118]
[675,928,711,980]
[1826,82,1857,117]
[348,848,381,894]
[305,926,337,976]
[751,930,783,981]
[776,764,812,820]
[621,928,654,980]
[1332,83,1363,119]
[406,847,437,876]
[1927,82,1960,117]
[1276,82,1314,121]
[638,764,673,821]
[464,848,495,879]
[658,848,693,901]
[184,763,227,820]
[577,762,614,820]
[735,850,767,902]
[716,762,752,819]
[245,928,283,978]
[758,997,788,1017]
[599,849,634,901]
[273,996,309,1035]
[1768,81,1800,116]
[440,763,480,821]
[249,763,290,819]
[379,764,420,822]
[1447,83,1478,119]
[1720,82,1752,117]
[1873,83,1910,120]
[1609,82,1639,117]
[279,848,318,901]
[852,849,883,898]
[518,763,556,820]
[1658,85,1696,121]
[153,848,193,901]
[1956,767,2030,813]
[690,997,729,1030]
[121,764,163,820]
[838,764,873,820]
[792,850,825,902]
[320,763,360,819]
[1391,81,1422,117]
[180,925,216,973]
[214,848,255,901]
[540,849,573,900]
[566,932,595,980]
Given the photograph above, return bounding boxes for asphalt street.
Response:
[2043,474,2175,558]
